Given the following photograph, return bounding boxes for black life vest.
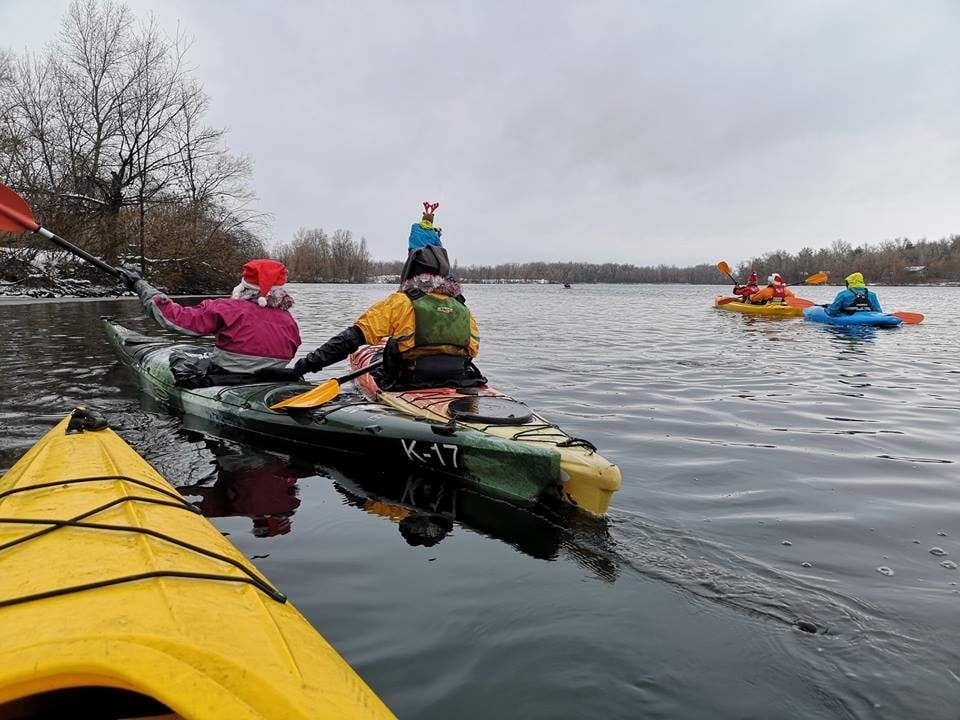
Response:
[846,289,872,313]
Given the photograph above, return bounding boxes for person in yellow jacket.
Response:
[291,244,481,389]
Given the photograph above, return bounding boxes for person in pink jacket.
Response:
[119,259,301,374]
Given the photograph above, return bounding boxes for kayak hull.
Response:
[102,319,619,515]
[714,296,802,317]
[0,412,394,719]
[349,344,621,516]
[803,306,902,327]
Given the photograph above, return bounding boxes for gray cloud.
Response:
[3,0,958,265]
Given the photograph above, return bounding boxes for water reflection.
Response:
[330,459,620,582]
[3,288,959,719]
[178,440,302,538]
[821,323,879,352]
[165,429,622,582]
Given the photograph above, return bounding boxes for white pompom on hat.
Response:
[768,273,785,286]
[240,259,288,306]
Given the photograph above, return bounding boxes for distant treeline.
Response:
[275,227,371,283]
[370,236,960,285]
[368,259,721,283]
[0,0,263,294]
[733,237,960,285]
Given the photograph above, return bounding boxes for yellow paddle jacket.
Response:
[355,291,480,358]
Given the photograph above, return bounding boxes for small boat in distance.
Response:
[563,283,572,289]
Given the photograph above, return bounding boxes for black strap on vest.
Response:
[403,287,466,306]
[851,290,871,310]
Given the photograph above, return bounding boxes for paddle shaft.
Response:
[35,226,123,279]
[721,269,740,285]
[333,358,384,384]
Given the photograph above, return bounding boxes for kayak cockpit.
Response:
[0,686,179,719]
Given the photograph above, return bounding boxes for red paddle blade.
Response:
[0,183,39,232]
[892,311,924,325]
[786,297,815,308]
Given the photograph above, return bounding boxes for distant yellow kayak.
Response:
[714,295,803,317]
[0,409,395,720]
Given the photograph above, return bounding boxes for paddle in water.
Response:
[0,183,124,280]
[716,270,829,305]
[270,360,385,410]
[786,296,924,324]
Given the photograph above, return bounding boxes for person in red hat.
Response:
[731,271,760,302]
[119,259,301,374]
[749,273,795,304]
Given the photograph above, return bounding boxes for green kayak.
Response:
[102,319,620,514]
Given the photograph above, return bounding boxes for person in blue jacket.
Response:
[825,272,883,316]
[408,201,442,250]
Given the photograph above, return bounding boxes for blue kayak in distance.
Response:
[803,306,902,327]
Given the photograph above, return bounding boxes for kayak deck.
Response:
[803,306,902,326]
[349,344,621,515]
[102,319,619,515]
[0,410,394,719]
[714,295,802,317]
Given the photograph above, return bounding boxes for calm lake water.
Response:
[1,283,958,718]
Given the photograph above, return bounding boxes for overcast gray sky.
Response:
[2,0,958,266]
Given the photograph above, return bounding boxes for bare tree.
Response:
[0,50,18,183]
[0,0,261,290]
[275,227,372,282]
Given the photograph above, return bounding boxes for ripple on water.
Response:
[3,286,960,719]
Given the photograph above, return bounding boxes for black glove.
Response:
[292,358,315,376]
[255,366,304,382]
[296,326,365,375]
[117,268,141,291]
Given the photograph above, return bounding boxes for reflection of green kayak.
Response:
[330,459,619,582]
[102,319,619,515]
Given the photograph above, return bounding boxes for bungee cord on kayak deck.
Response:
[0,413,397,718]
[0,476,288,606]
[392,387,601,448]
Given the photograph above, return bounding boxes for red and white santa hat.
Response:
[767,273,785,286]
[240,259,288,306]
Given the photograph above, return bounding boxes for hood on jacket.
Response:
[401,244,450,282]
[845,272,866,288]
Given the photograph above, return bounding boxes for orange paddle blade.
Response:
[804,272,828,285]
[716,296,741,305]
[786,297,816,308]
[716,260,731,276]
[892,311,924,325]
[0,183,40,233]
[270,379,340,410]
